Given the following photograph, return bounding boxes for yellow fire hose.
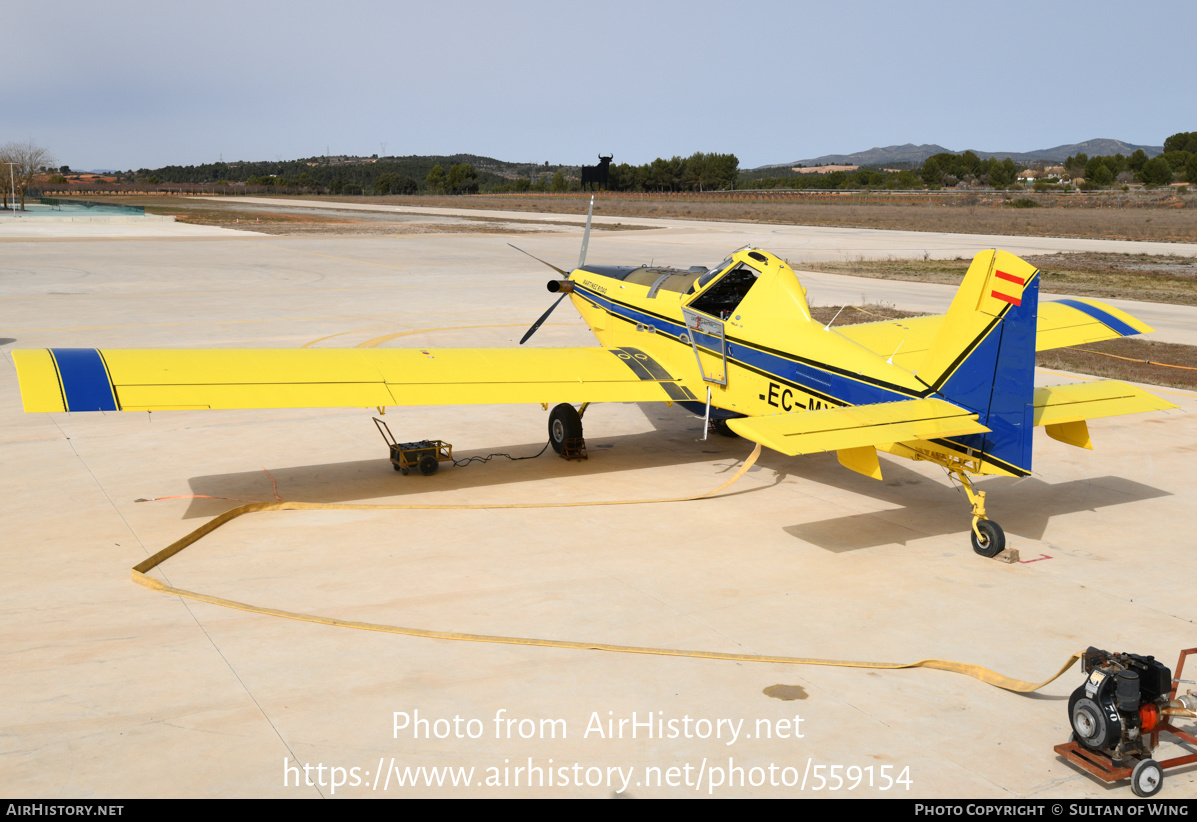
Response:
[132,442,1080,694]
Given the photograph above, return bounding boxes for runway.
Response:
[1,209,1194,797]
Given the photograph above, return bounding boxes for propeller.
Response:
[519,293,567,345]
[514,196,595,345]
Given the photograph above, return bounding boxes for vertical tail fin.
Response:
[919,250,1040,476]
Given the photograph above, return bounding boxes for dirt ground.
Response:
[73,190,1197,243]
[341,191,1197,243]
[813,303,1197,391]
[804,252,1197,306]
[111,196,649,236]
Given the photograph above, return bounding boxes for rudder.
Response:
[919,250,1040,476]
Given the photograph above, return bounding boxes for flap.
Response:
[726,398,988,457]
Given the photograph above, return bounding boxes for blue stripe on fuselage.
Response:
[49,348,118,412]
[1048,299,1140,338]
[573,286,912,408]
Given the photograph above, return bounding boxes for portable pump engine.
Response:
[1058,646,1197,798]
[1068,647,1190,761]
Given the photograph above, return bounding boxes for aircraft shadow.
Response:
[772,453,1171,552]
[181,402,1171,549]
[182,404,755,519]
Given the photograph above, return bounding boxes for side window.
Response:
[688,263,760,319]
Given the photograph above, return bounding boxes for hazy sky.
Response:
[7,0,1194,171]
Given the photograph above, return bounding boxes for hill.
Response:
[768,138,1164,169]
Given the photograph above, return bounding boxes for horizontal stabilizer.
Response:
[1036,299,1154,351]
[726,398,988,457]
[1032,380,1177,427]
[832,297,1152,370]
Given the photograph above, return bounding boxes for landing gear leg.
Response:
[952,468,1006,558]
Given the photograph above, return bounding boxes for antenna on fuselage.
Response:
[823,305,846,331]
[578,195,594,268]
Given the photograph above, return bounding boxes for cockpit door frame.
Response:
[680,306,728,386]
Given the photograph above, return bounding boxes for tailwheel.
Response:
[943,461,1012,559]
[970,518,1005,558]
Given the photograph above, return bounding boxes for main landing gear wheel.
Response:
[711,419,739,438]
[970,519,1005,558]
[548,403,583,454]
[1131,759,1163,798]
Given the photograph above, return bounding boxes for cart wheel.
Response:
[393,463,402,472]
[1131,759,1163,798]
[970,519,1005,558]
[401,466,409,476]
[418,455,439,476]
[549,404,583,454]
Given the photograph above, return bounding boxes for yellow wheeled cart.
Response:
[373,418,453,476]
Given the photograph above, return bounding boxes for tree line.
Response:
[17,131,1196,199]
[1058,133,1197,188]
[115,151,742,195]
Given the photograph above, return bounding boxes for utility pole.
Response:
[5,162,16,212]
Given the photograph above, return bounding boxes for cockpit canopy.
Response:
[687,262,759,319]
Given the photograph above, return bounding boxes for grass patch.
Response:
[808,304,925,325]
[73,192,1197,242]
[148,206,362,228]
[340,193,1197,243]
[116,195,651,235]
[1038,338,1197,391]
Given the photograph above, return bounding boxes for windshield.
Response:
[693,257,734,292]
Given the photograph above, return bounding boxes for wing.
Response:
[12,346,698,413]
[835,297,1155,372]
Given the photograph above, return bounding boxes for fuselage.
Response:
[566,248,928,421]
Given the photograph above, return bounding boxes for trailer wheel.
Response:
[418,455,439,476]
[1131,759,1163,798]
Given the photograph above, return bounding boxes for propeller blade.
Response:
[578,195,594,268]
[520,294,566,345]
[508,243,569,277]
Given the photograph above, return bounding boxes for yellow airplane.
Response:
[12,207,1175,558]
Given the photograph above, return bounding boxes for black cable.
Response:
[452,439,552,468]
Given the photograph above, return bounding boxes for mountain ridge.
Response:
[763,139,1164,169]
